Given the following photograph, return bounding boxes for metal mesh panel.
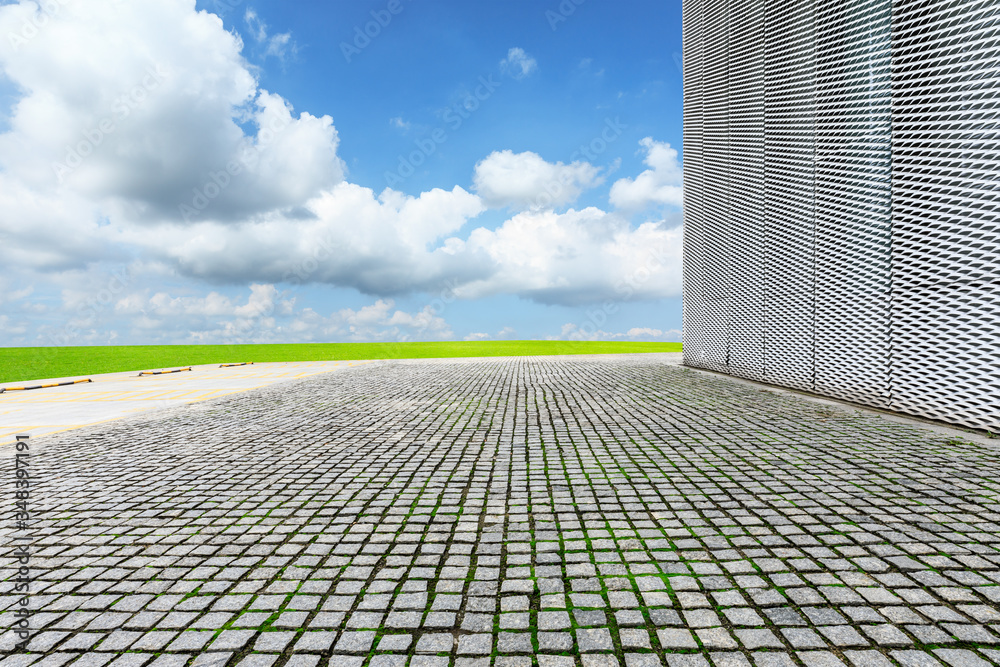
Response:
[891,281,1000,430]
[682,0,708,367]
[890,0,1000,430]
[814,0,893,407]
[683,0,1000,432]
[727,0,766,382]
[699,0,731,372]
[763,0,816,392]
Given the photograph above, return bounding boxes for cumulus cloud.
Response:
[58,282,295,344]
[0,0,686,345]
[463,326,515,341]
[554,323,683,342]
[332,299,452,342]
[626,327,668,338]
[609,137,684,210]
[103,286,450,344]
[116,283,290,320]
[0,175,119,270]
[473,150,603,210]
[136,182,488,295]
[500,47,537,79]
[0,0,342,229]
[457,208,683,305]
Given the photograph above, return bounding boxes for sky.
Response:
[0,0,684,347]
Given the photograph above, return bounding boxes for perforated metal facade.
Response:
[682,0,1000,432]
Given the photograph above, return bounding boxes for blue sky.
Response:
[0,0,684,346]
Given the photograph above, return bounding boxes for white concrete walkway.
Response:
[0,360,366,442]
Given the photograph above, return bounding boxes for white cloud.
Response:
[389,116,411,132]
[0,0,686,344]
[555,323,683,342]
[244,8,268,42]
[463,326,515,341]
[112,283,285,321]
[264,32,296,61]
[105,286,450,344]
[626,327,664,337]
[328,299,452,342]
[0,0,341,230]
[0,315,27,337]
[609,137,684,210]
[96,282,292,342]
[473,150,602,210]
[0,277,33,305]
[458,208,683,305]
[500,47,537,80]
[136,182,488,295]
[245,8,297,62]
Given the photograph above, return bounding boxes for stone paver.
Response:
[2,354,1000,666]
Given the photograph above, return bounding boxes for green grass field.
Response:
[0,341,682,384]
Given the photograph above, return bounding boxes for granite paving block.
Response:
[932,649,991,667]
[892,651,947,667]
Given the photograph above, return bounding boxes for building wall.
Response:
[682,0,1000,432]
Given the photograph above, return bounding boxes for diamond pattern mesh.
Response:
[683,0,1000,432]
[727,0,766,383]
[764,0,817,393]
[814,0,893,408]
[682,0,709,368]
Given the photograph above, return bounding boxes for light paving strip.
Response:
[0,360,366,441]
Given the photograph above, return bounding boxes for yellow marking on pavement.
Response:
[0,360,371,443]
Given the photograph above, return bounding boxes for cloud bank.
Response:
[0,0,683,345]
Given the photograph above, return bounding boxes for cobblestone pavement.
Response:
[3,355,1000,667]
